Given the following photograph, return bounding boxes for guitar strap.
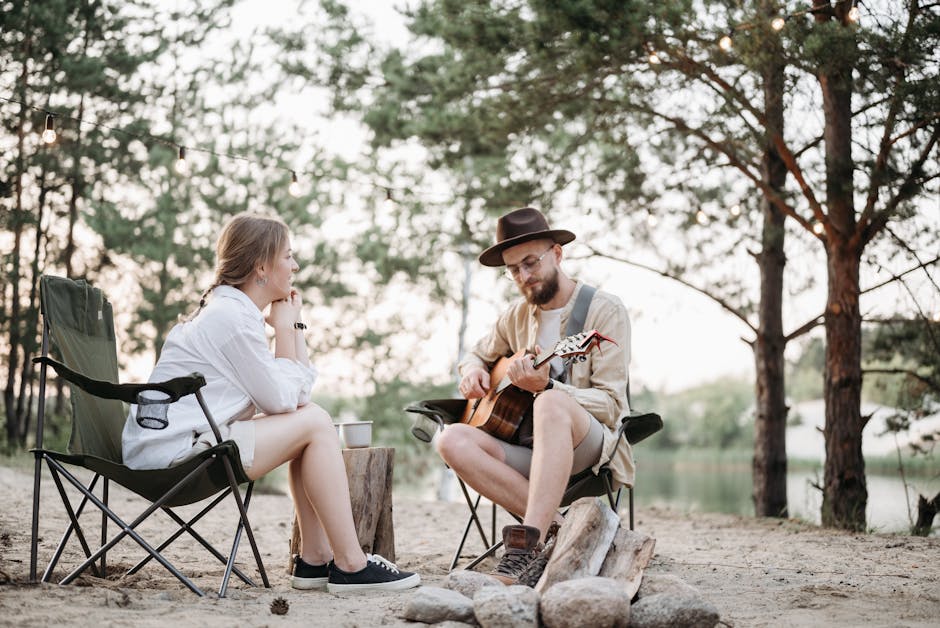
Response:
[558,284,596,383]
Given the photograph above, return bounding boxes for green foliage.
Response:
[637,378,754,449]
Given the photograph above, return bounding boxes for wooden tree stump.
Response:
[287,446,396,572]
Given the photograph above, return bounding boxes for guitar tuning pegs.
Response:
[577,355,588,363]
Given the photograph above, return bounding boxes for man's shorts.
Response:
[497,415,604,479]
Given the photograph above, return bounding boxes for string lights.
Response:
[648,1,862,64]
[0,91,420,205]
[42,113,56,144]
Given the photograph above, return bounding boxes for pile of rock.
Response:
[402,497,720,628]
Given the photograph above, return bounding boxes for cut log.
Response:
[535,497,619,593]
[288,446,396,572]
[598,527,656,599]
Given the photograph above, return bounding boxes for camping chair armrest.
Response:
[32,356,207,404]
[617,411,663,445]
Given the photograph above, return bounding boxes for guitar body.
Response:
[461,351,534,441]
[458,329,615,442]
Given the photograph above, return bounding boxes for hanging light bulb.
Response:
[696,209,709,225]
[771,16,787,31]
[730,203,742,217]
[175,146,188,174]
[719,33,733,51]
[648,49,661,65]
[42,114,57,144]
[382,188,395,213]
[289,171,301,197]
[847,5,860,22]
[812,221,824,235]
[646,213,659,227]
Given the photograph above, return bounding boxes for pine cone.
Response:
[270,596,290,616]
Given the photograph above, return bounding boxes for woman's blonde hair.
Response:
[185,212,289,320]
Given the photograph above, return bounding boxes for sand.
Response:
[1,464,937,627]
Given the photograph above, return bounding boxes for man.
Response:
[436,206,634,585]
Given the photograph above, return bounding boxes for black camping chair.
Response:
[28,275,270,597]
[406,398,663,571]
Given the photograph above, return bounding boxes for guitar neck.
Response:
[532,352,557,369]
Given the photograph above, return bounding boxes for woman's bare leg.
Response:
[246,403,367,572]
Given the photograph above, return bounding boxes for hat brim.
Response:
[478,229,576,267]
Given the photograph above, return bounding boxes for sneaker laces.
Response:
[366,554,400,574]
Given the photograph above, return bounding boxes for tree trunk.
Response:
[752,10,789,518]
[818,6,865,531]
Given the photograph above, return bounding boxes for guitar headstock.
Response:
[550,329,617,359]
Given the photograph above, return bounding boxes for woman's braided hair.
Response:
[183,212,289,321]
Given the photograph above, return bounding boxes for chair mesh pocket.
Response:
[136,391,170,430]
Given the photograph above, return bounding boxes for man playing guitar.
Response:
[435,207,634,585]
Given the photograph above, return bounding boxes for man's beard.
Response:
[522,268,560,306]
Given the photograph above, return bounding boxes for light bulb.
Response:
[382,188,395,213]
[646,213,659,227]
[696,210,709,225]
[730,204,741,217]
[42,114,56,144]
[719,34,733,51]
[289,171,301,197]
[175,146,188,174]
[847,6,860,22]
[648,51,661,65]
[771,16,786,31]
[812,221,824,235]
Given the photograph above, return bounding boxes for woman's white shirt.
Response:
[121,285,317,470]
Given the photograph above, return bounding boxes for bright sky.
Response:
[215,0,938,395]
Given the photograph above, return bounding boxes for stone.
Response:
[402,586,475,624]
[473,584,539,628]
[629,593,720,628]
[540,577,630,628]
[636,574,703,601]
[445,570,504,599]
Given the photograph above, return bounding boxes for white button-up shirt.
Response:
[122,285,317,470]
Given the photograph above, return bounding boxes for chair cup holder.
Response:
[136,390,171,430]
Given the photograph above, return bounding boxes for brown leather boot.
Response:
[491,524,542,585]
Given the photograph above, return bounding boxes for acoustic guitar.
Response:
[460,329,616,441]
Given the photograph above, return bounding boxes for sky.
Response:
[216,0,938,395]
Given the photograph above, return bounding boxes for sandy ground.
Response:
[1,463,938,628]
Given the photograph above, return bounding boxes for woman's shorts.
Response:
[497,415,605,480]
[170,417,256,470]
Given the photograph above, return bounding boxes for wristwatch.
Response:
[542,379,554,392]
[294,321,307,330]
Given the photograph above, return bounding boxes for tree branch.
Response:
[585,244,758,335]
[862,368,940,394]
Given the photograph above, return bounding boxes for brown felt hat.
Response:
[478,207,576,267]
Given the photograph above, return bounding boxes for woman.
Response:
[122,212,419,593]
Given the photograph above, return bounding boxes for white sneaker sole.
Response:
[326,573,421,593]
[291,575,329,590]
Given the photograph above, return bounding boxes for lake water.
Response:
[428,457,940,535]
[633,457,940,534]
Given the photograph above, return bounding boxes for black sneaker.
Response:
[291,556,329,590]
[326,554,421,593]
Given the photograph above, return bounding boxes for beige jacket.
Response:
[458,281,635,488]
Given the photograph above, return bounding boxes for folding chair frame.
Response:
[29,311,271,597]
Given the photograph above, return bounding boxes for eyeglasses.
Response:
[504,246,554,279]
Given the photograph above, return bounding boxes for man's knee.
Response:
[533,390,574,425]
[435,423,475,464]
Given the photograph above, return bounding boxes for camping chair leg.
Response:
[457,478,492,549]
[30,451,43,582]
[450,493,483,571]
[218,457,269,596]
[127,489,256,587]
[629,487,635,530]
[491,502,496,547]
[44,463,104,580]
[219,480,259,597]
[463,540,503,571]
[50,456,210,596]
[101,477,109,577]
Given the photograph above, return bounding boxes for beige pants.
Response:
[497,416,604,480]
